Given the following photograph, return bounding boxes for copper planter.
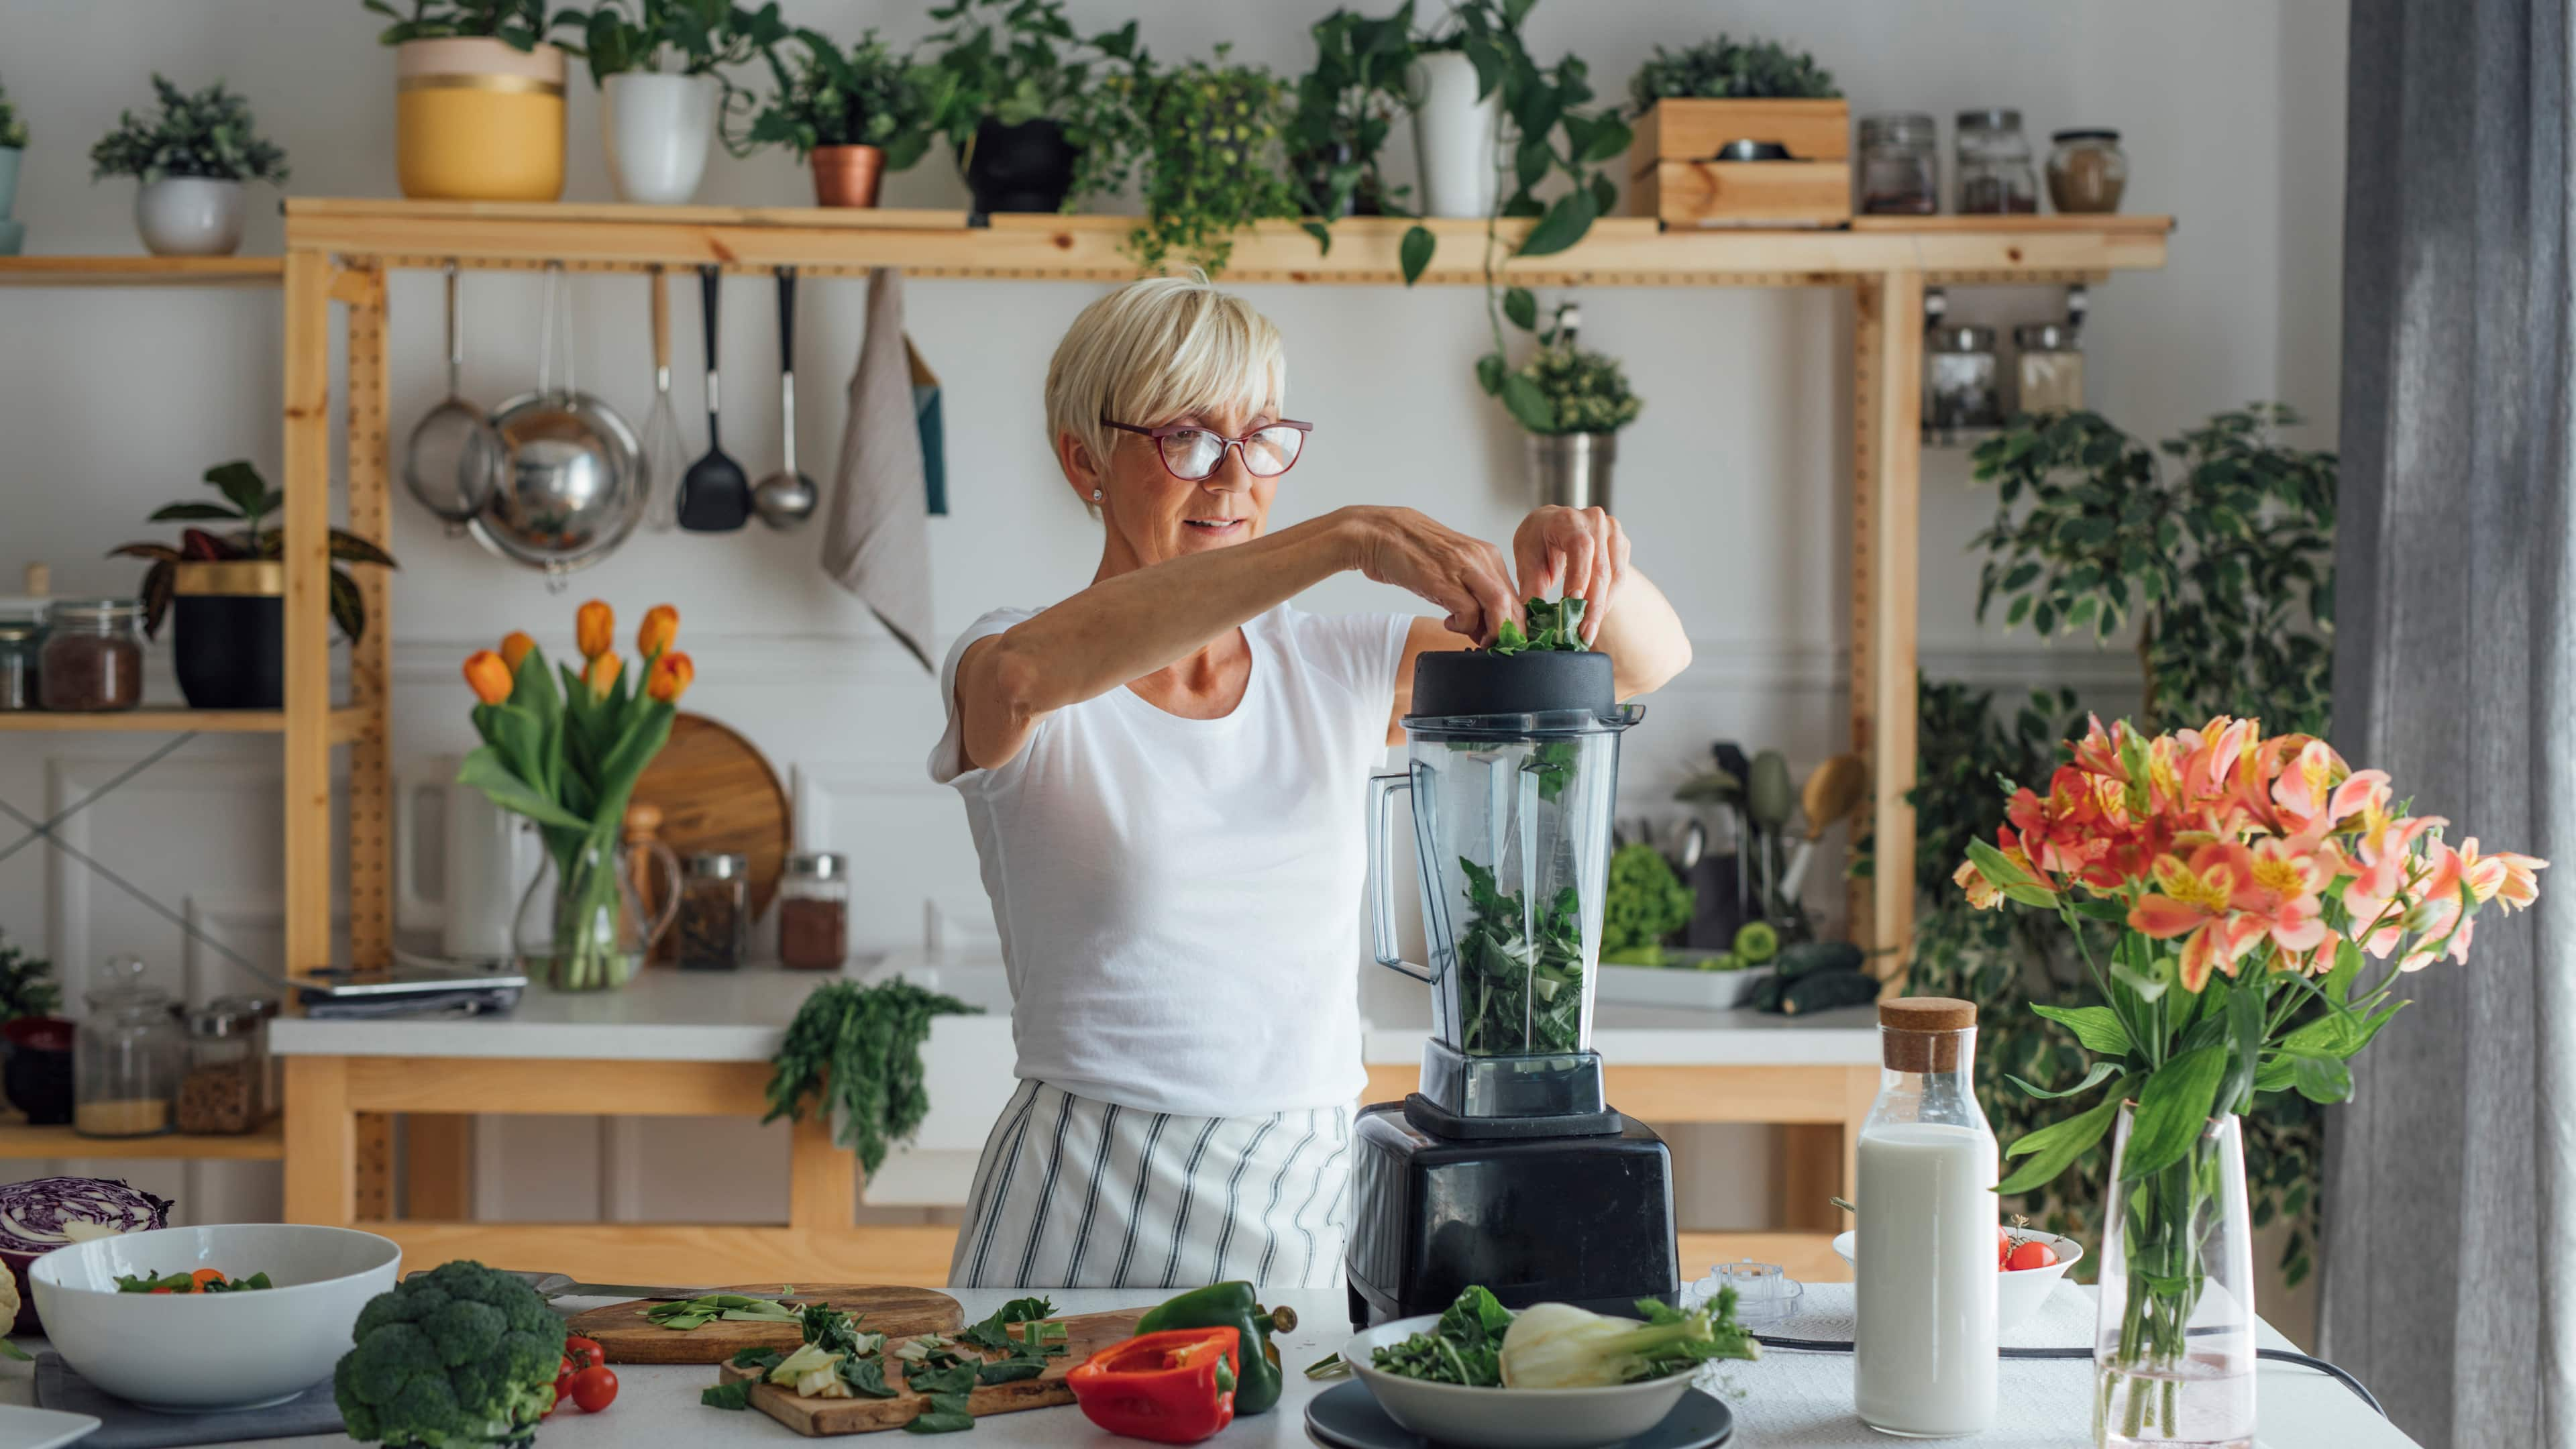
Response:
[811,145,885,208]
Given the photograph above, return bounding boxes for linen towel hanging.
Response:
[822,267,934,672]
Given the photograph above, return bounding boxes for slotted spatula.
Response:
[676,263,750,532]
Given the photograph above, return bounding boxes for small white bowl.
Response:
[1831,1227,2083,1332]
[1341,1313,1703,1449]
[32,1223,401,1410]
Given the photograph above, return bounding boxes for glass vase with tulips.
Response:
[459,600,696,990]
[1957,714,2542,1447]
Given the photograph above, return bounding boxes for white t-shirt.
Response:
[930,604,1413,1118]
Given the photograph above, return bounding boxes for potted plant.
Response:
[1956,718,2542,1446]
[1124,48,1304,274]
[0,74,26,257]
[366,0,584,201]
[87,77,286,258]
[457,601,694,991]
[744,28,938,207]
[1507,303,1642,512]
[578,0,786,205]
[107,461,398,710]
[1289,5,1417,219]
[1623,35,1846,225]
[923,0,1144,216]
[0,931,67,1128]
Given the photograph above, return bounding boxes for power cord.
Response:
[1749,1335,2386,1419]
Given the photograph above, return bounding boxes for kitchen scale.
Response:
[1346,647,1680,1326]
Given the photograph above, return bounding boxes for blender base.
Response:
[1343,1099,1681,1327]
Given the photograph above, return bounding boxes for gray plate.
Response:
[1304,1381,1733,1449]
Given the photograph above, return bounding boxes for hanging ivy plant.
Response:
[1124,48,1306,274]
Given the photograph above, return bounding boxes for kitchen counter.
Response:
[0,1285,2416,1447]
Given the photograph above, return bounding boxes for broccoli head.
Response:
[335,1260,566,1449]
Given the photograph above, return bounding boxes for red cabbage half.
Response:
[0,1176,174,1334]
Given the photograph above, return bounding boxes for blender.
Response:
[1346,646,1681,1325]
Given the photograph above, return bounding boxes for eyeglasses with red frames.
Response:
[1101,415,1312,482]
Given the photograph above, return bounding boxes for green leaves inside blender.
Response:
[1489,597,1589,656]
[1456,857,1586,1055]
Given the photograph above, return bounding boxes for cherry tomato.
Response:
[569,1364,619,1413]
[549,1355,575,1413]
[2005,1238,2060,1272]
[564,1336,604,1371]
[1997,1228,2011,1267]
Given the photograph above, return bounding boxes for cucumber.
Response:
[1779,968,1882,1015]
[1773,941,1865,979]
[1749,973,1787,1012]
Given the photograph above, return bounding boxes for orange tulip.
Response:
[583,651,622,700]
[499,630,536,674]
[637,604,680,659]
[645,651,694,704]
[463,650,512,706]
[576,599,614,660]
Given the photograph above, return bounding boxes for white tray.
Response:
[1597,955,1773,1010]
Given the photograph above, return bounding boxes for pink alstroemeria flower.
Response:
[2231,836,2329,955]
[2130,844,2267,991]
[2459,837,2548,913]
[2270,738,2389,837]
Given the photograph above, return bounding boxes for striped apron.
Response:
[949,1080,1356,1291]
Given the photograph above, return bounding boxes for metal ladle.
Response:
[401,261,501,535]
[751,266,817,530]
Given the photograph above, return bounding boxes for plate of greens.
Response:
[1324,1287,1756,1449]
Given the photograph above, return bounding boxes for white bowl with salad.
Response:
[1335,1286,1755,1449]
[31,1222,401,1410]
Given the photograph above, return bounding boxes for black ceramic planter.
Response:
[961,117,1079,216]
[1,1016,74,1126]
[172,560,285,710]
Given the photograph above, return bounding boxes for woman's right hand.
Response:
[1344,506,1522,645]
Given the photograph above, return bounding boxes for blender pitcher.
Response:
[1368,647,1640,1127]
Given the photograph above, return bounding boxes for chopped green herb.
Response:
[837,1354,899,1399]
[113,1269,273,1294]
[1486,596,1588,657]
[975,1354,1049,1385]
[904,1358,979,1397]
[648,1292,802,1330]
[957,1296,1057,1352]
[702,1379,759,1410]
[730,1346,785,1373]
[1456,857,1587,1056]
[904,1391,976,1434]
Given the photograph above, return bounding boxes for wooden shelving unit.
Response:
[0,1119,284,1161]
[0,256,285,288]
[0,705,372,743]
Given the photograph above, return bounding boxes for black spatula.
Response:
[676,264,751,532]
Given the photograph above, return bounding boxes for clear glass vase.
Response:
[2094,1104,2257,1449]
[515,837,678,992]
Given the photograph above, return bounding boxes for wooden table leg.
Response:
[284,1055,357,1226]
[786,1102,857,1233]
[404,1116,476,1220]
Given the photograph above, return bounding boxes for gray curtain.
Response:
[2326,0,2576,1444]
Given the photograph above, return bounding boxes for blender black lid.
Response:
[1408,648,1614,720]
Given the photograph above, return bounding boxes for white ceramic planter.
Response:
[1409,52,1501,218]
[602,71,719,205]
[134,176,246,256]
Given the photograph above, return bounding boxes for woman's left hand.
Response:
[1512,505,1629,646]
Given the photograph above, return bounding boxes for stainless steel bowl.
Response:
[470,389,645,580]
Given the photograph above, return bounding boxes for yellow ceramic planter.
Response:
[395,38,566,201]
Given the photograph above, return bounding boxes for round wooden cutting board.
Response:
[568,1284,963,1364]
[631,711,792,961]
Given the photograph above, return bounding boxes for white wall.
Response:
[0,0,2345,1259]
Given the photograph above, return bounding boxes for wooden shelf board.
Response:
[0,1118,283,1161]
[0,704,373,741]
[1849,213,2172,233]
[0,256,285,288]
[284,201,2171,286]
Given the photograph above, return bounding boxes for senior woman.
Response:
[932,275,1690,1291]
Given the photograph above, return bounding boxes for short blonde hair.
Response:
[1044,275,1286,479]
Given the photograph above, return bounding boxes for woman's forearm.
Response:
[1599,567,1693,700]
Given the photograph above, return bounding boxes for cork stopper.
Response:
[1880,996,1976,1072]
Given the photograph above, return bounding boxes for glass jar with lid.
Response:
[176,997,272,1135]
[1925,324,2003,441]
[777,853,851,971]
[1857,113,1939,216]
[40,599,146,712]
[0,615,40,712]
[1955,109,2039,215]
[2012,322,2086,415]
[678,852,749,971]
[74,957,184,1138]
[2046,129,2128,213]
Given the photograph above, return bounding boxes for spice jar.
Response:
[678,852,749,971]
[1954,109,2039,215]
[1857,113,1939,216]
[176,997,271,1136]
[74,957,184,1138]
[1925,324,2003,441]
[0,616,39,713]
[2012,322,2086,415]
[778,853,851,971]
[40,599,146,712]
[2047,129,2127,213]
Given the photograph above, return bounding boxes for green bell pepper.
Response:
[1135,1281,1299,1415]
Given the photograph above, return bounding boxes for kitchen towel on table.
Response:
[34,1354,341,1446]
[820,266,934,673]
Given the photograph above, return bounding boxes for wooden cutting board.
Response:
[714,1307,1148,1436]
[630,711,792,961]
[568,1285,961,1365]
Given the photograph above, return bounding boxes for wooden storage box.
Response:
[1627,98,1851,227]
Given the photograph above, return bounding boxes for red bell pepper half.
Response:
[1067,1326,1242,1444]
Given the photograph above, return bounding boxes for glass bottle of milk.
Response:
[1856,997,1998,1437]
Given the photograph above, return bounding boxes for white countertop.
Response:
[271,949,1882,1067]
[0,1285,2416,1448]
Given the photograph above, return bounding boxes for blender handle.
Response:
[1368,771,1438,983]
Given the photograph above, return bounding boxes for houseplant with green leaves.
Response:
[89,76,286,257]
[1123,47,1305,274]
[0,72,27,256]
[922,0,1146,215]
[576,0,787,203]
[365,0,582,50]
[1289,4,1419,219]
[1624,34,1838,111]
[1497,301,1641,511]
[367,1,585,201]
[745,29,943,206]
